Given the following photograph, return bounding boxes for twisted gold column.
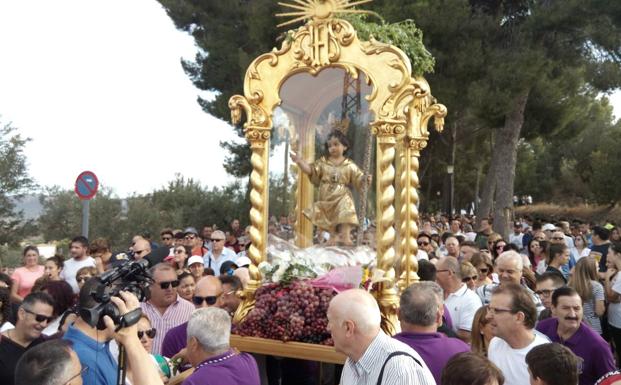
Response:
[233,129,269,324]
[397,138,427,291]
[373,123,401,335]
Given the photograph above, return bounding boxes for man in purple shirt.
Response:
[184,307,259,385]
[394,281,470,385]
[162,275,223,359]
[536,287,615,385]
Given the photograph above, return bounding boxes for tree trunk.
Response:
[492,89,530,239]
[476,89,530,238]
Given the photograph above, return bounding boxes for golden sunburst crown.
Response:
[276,0,374,28]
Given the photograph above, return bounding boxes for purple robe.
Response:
[183,349,260,385]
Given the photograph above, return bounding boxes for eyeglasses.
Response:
[76,276,91,283]
[418,241,430,246]
[63,365,89,385]
[192,295,219,306]
[535,289,554,297]
[23,308,54,323]
[211,238,224,242]
[487,306,513,315]
[496,245,506,250]
[137,328,156,339]
[462,276,478,282]
[157,280,180,289]
[436,269,451,273]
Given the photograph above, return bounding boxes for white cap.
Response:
[236,256,252,267]
[542,223,556,231]
[187,255,204,266]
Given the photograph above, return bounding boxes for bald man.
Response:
[327,289,435,385]
[161,276,223,359]
[132,238,151,260]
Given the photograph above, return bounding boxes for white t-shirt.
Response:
[61,256,96,293]
[488,333,550,385]
[608,274,621,328]
[444,283,482,332]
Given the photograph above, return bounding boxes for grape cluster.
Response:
[237,280,335,345]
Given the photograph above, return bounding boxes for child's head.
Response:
[324,130,350,154]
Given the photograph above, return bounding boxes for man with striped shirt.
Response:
[327,289,436,385]
[140,263,194,355]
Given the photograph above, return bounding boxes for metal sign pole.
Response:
[82,199,90,238]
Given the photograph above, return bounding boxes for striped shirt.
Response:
[140,295,195,355]
[476,283,545,315]
[340,331,436,385]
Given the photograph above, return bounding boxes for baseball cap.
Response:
[184,227,199,236]
[220,260,238,275]
[542,223,556,231]
[236,256,252,267]
[187,255,204,266]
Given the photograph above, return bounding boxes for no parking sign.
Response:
[74,171,99,200]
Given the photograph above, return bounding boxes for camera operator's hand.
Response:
[103,291,164,385]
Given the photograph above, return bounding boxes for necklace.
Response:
[195,350,237,370]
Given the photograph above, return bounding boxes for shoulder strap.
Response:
[376,351,422,385]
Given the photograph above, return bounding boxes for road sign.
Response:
[74,171,99,200]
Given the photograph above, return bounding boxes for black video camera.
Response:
[79,247,169,330]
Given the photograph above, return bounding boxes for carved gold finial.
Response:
[276,0,374,28]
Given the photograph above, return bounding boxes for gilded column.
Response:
[397,137,427,291]
[373,121,402,335]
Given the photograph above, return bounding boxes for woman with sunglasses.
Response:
[10,246,44,304]
[75,266,97,291]
[135,314,172,382]
[470,253,494,288]
[460,262,478,290]
[571,233,591,263]
[491,239,507,260]
[172,245,192,275]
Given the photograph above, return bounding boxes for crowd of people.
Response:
[0,216,621,385]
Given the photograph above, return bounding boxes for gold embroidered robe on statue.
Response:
[304,156,364,232]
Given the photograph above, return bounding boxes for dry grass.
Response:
[515,203,621,224]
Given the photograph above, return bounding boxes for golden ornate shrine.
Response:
[229,0,446,334]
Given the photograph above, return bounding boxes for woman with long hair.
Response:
[40,280,76,336]
[545,243,569,283]
[527,238,545,272]
[569,257,605,335]
[491,239,507,261]
[44,255,64,281]
[570,233,591,263]
[470,306,494,357]
[172,245,192,275]
[10,245,44,303]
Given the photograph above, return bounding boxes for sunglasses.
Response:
[158,280,180,289]
[418,241,430,246]
[77,276,91,283]
[479,268,489,274]
[551,237,564,240]
[211,238,224,242]
[23,308,54,323]
[185,235,196,240]
[462,276,478,282]
[192,295,219,306]
[137,328,156,339]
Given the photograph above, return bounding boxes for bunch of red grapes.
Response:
[237,280,335,345]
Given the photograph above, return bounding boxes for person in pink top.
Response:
[10,246,44,303]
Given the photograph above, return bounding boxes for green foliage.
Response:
[344,15,435,76]
[0,118,36,246]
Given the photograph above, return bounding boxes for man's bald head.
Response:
[133,239,151,260]
[328,289,381,336]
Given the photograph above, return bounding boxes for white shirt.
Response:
[488,333,550,385]
[444,283,482,332]
[476,283,545,315]
[509,233,523,250]
[416,250,429,261]
[341,331,436,385]
[203,247,238,275]
[60,256,96,293]
[608,274,621,328]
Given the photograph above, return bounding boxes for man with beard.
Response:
[536,287,614,385]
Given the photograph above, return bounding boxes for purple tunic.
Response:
[183,349,260,385]
[536,317,616,385]
[393,331,470,385]
[162,321,188,359]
